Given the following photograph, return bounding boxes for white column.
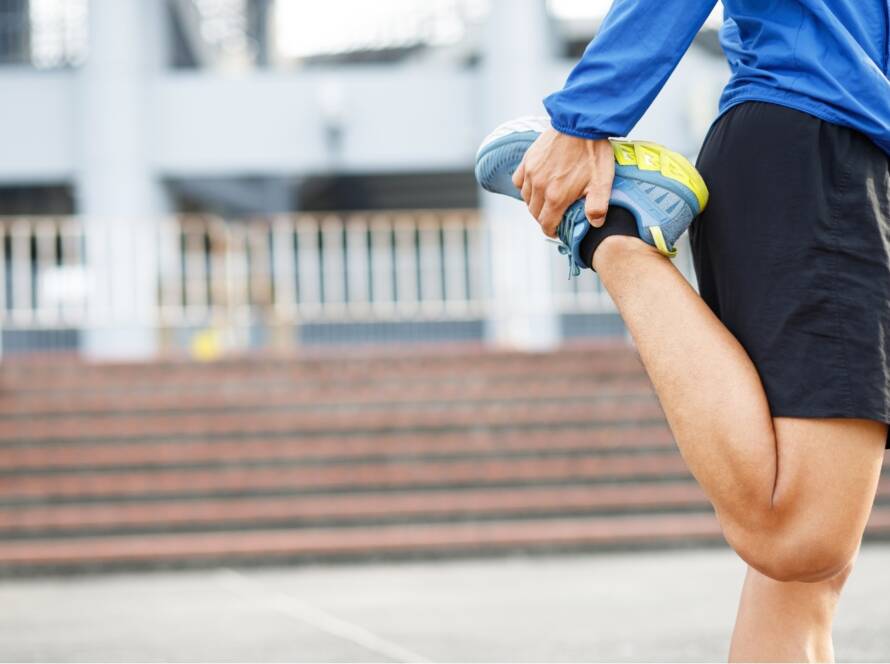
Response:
[481,0,560,351]
[75,0,168,360]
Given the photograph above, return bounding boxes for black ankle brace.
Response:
[579,206,640,270]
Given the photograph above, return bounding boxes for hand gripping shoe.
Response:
[475,116,709,276]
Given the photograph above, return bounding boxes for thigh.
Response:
[771,417,887,553]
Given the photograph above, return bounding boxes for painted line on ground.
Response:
[215,568,433,663]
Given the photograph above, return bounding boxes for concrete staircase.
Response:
[1,344,887,573]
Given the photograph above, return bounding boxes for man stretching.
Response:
[476,0,890,660]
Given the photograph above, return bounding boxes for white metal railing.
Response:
[0,211,625,348]
[0,216,86,328]
[157,211,492,326]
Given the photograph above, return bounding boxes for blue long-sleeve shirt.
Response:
[544,0,890,156]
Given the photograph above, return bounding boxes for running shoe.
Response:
[475,116,709,276]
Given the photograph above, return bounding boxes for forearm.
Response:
[545,0,718,139]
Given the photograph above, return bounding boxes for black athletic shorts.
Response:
[690,101,890,448]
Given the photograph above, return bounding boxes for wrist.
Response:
[548,121,610,142]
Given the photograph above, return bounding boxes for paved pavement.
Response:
[1,544,888,662]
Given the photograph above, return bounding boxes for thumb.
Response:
[584,188,610,228]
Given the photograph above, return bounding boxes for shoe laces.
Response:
[555,208,584,279]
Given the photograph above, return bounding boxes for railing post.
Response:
[271,215,297,350]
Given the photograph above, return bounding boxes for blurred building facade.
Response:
[0,0,729,358]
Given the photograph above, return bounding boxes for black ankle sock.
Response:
[579,206,639,270]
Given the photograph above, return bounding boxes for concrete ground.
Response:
[1,545,888,663]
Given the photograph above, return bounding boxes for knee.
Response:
[726,525,858,584]
[762,545,854,584]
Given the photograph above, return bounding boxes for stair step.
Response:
[0,345,640,391]
[0,400,668,443]
[0,481,712,533]
[0,425,674,471]
[1,451,692,501]
[0,378,654,418]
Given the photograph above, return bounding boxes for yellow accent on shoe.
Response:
[612,141,638,166]
[609,138,709,212]
[648,226,677,258]
[634,143,662,171]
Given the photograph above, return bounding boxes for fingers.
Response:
[519,176,567,237]
[519,175,547,222]
[524,179,569,237]
[512,161,526,190]
[529,194,546,222]
[520,178,532,206]
[538,200,563,238]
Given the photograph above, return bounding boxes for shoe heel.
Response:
[609,139,709,212]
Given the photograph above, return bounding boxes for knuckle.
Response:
[544,183,566,202]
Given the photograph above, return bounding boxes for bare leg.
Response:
[591,236,886,656]
[729,562,853,662]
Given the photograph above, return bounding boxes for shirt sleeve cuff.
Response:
[548,121,611,141]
